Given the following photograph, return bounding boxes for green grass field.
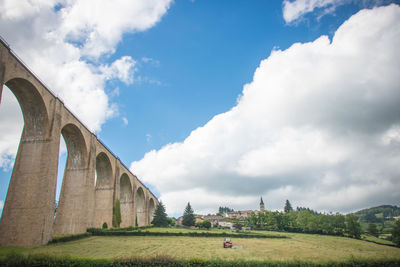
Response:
[1,230,399,263]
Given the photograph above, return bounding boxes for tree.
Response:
[151,201,169,227]
[346,214,361,239]
[218,207,234,214]
[202,220,212,229]
[284,200,293,213]
[112,199,122,228]
[265,211,279,230]
[392,220,400,246]
[333,214,346,236]
[182,202,195,227]
[233,223,242,230]
[367,223,379,237]
[167,217,176,226]
[363,213,379,223]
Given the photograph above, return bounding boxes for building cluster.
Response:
[176,197,265,230]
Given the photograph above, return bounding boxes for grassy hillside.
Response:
[1,231,399,263]
[354,205,400,237]
[354,205,400,221]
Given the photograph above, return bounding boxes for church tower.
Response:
[260,197,265,212]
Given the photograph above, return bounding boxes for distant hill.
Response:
[353,205,400,223]
[353,205,400,235]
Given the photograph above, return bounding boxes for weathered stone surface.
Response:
[0,38,159,246]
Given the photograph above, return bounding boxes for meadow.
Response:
[1,230,399,264]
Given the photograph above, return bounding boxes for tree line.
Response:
[218,206,234,214]
[119,199,400,246]
[243,208,361,238]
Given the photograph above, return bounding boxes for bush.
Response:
[102,222,108,229]
[392,220,400,246]
[202,220,212,229]
[1,253,400,267]
[48,232,91,244]
[86,227,286,239]
[367,223,379,237]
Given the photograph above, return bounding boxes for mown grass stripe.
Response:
[86,228,288,239]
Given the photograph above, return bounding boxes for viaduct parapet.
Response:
[0,37,158,246]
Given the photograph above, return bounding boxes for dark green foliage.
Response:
[218,206,234,214]
[151,201,169,227]
[87,225,152,233]
[86,227,286,239]
[112,214,117,228]
[195,220,212,229]
[332,214,346,236]
[48,233,91,244]
[346,214,362,239]
[246,210,353,237]
[0,253,112,267]
[182,202,195,227]
[102,222,108,229]
[202,220,212,229]
[367,223,379,237]
[1,252,400,266]
[392,220,400,246]
[363,213,380,223]
[112,199,121,228]
[167,217,176,226]
[233,223,242,230]
[284,200,293,213]
[354,205,400,222]
[296,207,320,215]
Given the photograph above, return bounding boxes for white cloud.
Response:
[282,0,398,23]
[142,57,160,66]
[0,87,23,170]
[283,0,337,23]
[0,0,172,169]
[101,56,137,85]
[0,0,54,21]
[131,5,400,216]
[0,0,171,131]
[0,200,3,210]
[122,117,129,126]
[146,134,152,143]
[58,0,172,59]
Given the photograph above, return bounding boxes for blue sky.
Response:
[1,0,400,217]
[99,0,371,163]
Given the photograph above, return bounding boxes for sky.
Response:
[0,0,400,218]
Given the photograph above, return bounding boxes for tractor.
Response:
[223,237,232,248]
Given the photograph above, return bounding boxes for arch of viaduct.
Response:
[0,38,158,246]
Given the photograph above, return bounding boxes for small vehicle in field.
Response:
[223,237,232,248]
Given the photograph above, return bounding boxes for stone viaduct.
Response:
[0,38,158,246]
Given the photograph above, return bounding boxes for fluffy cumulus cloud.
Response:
[131,5,400,216]
[0,0,172,168]
[282,0,399,23]
[0,87,23,169]
[283,0,337,23]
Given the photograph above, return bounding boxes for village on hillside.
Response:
[175,197,266,230]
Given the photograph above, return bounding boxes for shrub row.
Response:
[100,225,153,232]
[86,228,287,239]
[1,253,399,267]
[48,232,92,244]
